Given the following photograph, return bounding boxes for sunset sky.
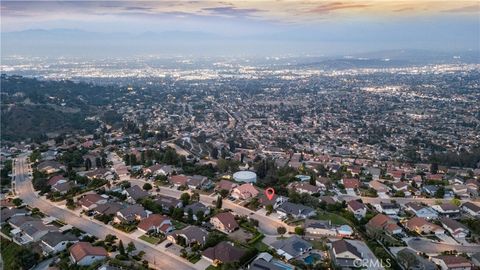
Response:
[1,1,479,57]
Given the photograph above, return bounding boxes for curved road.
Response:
[405,238,480,255]
[14,155,195,270]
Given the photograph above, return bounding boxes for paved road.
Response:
[14,155,195,270]
[405,238,480,255]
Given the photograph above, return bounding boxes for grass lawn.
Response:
[139,235,162,245]
[206,265,220,270]
[254,241,270,252]
[172,220,187,230]
[310,240,327,250]
[315,211,350,225]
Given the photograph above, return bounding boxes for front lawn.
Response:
[315,211,351,225]
[139,234,162,245]
[172,220,187,230]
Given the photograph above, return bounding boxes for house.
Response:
[154,195,183,211]
[123,185,149,203]
[440,218,470,238]
[211,212,238,233]
[431,255,472,270]
[422,185,439,196]
[144,164,175,176]
[404,202,438,219]
[369,180,390,197]
[114,204,150,223]
[404,217,444,235]
[77,194,108,211]
[374,202,400,216]
[342,178,360,193]
[432,203,461,219]
[258,193,287,209]
[316,177,331,189]
[249,256,284,270]
[137,214,173,234]
[451,184,469,198]
[392,182,410,194]
[202,241,245,266]
[92,202,123,216]
[461,202,480,217]
[271,235,312,261]
[187,175,211,190]
[37,161,65,174]
[319,196,338,206]
[167,226,208,247]
[366,214,403,235]
[70,242,108,266]
[347,200,367,219]
[331,239,363,268]
[47,175,68,187]
[8,215,36,230]
[466,179,480,197]
[304,219,336,236]
[40,231,78,254]
[232,183,259,200]
[396,248,437,270]
[169,175,189,187]
[12,220,59,245]
[184,202,210,220]
[215,180,237,194]
[0,208,28,224]
[85,168,112,180]
[289,182,323,195]
[277,202,316,219]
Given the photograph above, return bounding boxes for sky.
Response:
[1,1,479,57]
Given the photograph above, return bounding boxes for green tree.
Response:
[277,226,286,235]
[266,204,274,214]
[219,189,229,198]
[180,192,190,206]
[12,198,23,207]
[435,186,445,198]
[294,227,305,235]
[216,196,222,209]
[196,210,204,223]
[127,241,136,254]
[143,183,152,191]
[118,240,125,255]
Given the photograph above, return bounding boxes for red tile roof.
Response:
[70,242,107,262]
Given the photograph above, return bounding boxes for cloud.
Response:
[308,2,370,14]
[443,4,479,13]
[202,6,262,17]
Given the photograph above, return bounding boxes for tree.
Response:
[277,226,287,235]
[127,241,136,254]
[191,192,200,202]
[211,148,219,159]
[430,162,439,174]
[187,209,194,224]
[143,183,152,191]
[216,196,222,209]
[180,192,190,206]
[66,198,75,209]
[294,227,305,235]
[266,204,274,214]
[196,210,204,223]
[451,198,461,207]
[173,207,184,220]
[118,240,125,255]
[12,198,23,207]
[219,189,229,198]
[85,158,92,171]
[105,234,117,244]
[435,186,445,198]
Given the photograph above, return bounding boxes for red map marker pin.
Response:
[265,187,275,201]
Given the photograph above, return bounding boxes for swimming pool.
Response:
[271,260,295,270]
[304,253,322,265]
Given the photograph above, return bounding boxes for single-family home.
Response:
[404,202,438,219]
[374,202,400,216]
[347,200,367,219]
[440,218,470,238]
[431,255,472,270]
[154,195,183,212]
[277,202,316,219]
[304,219,336,236]
[270,235,312,261]
[211,212,238,233]
[184,202,210,220]
[432,203,461,219]
[289,182,323,195]
[70,242,108,266]
[462,202,480,217]
[77,194,108,211]
[232,183,259,200]
[202,241,245,267]
[215,180,237,194]
[331,239,363,268]
[369,180,390,197]
[366,214,403,236]
[137,214,173,234]
[114,204,150,224]
[404,217,444,235]
[169,175,189,187]
[40,231,78,254]
[123,185,149,203]
[167,226,208,247]
[38,161,65,174]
